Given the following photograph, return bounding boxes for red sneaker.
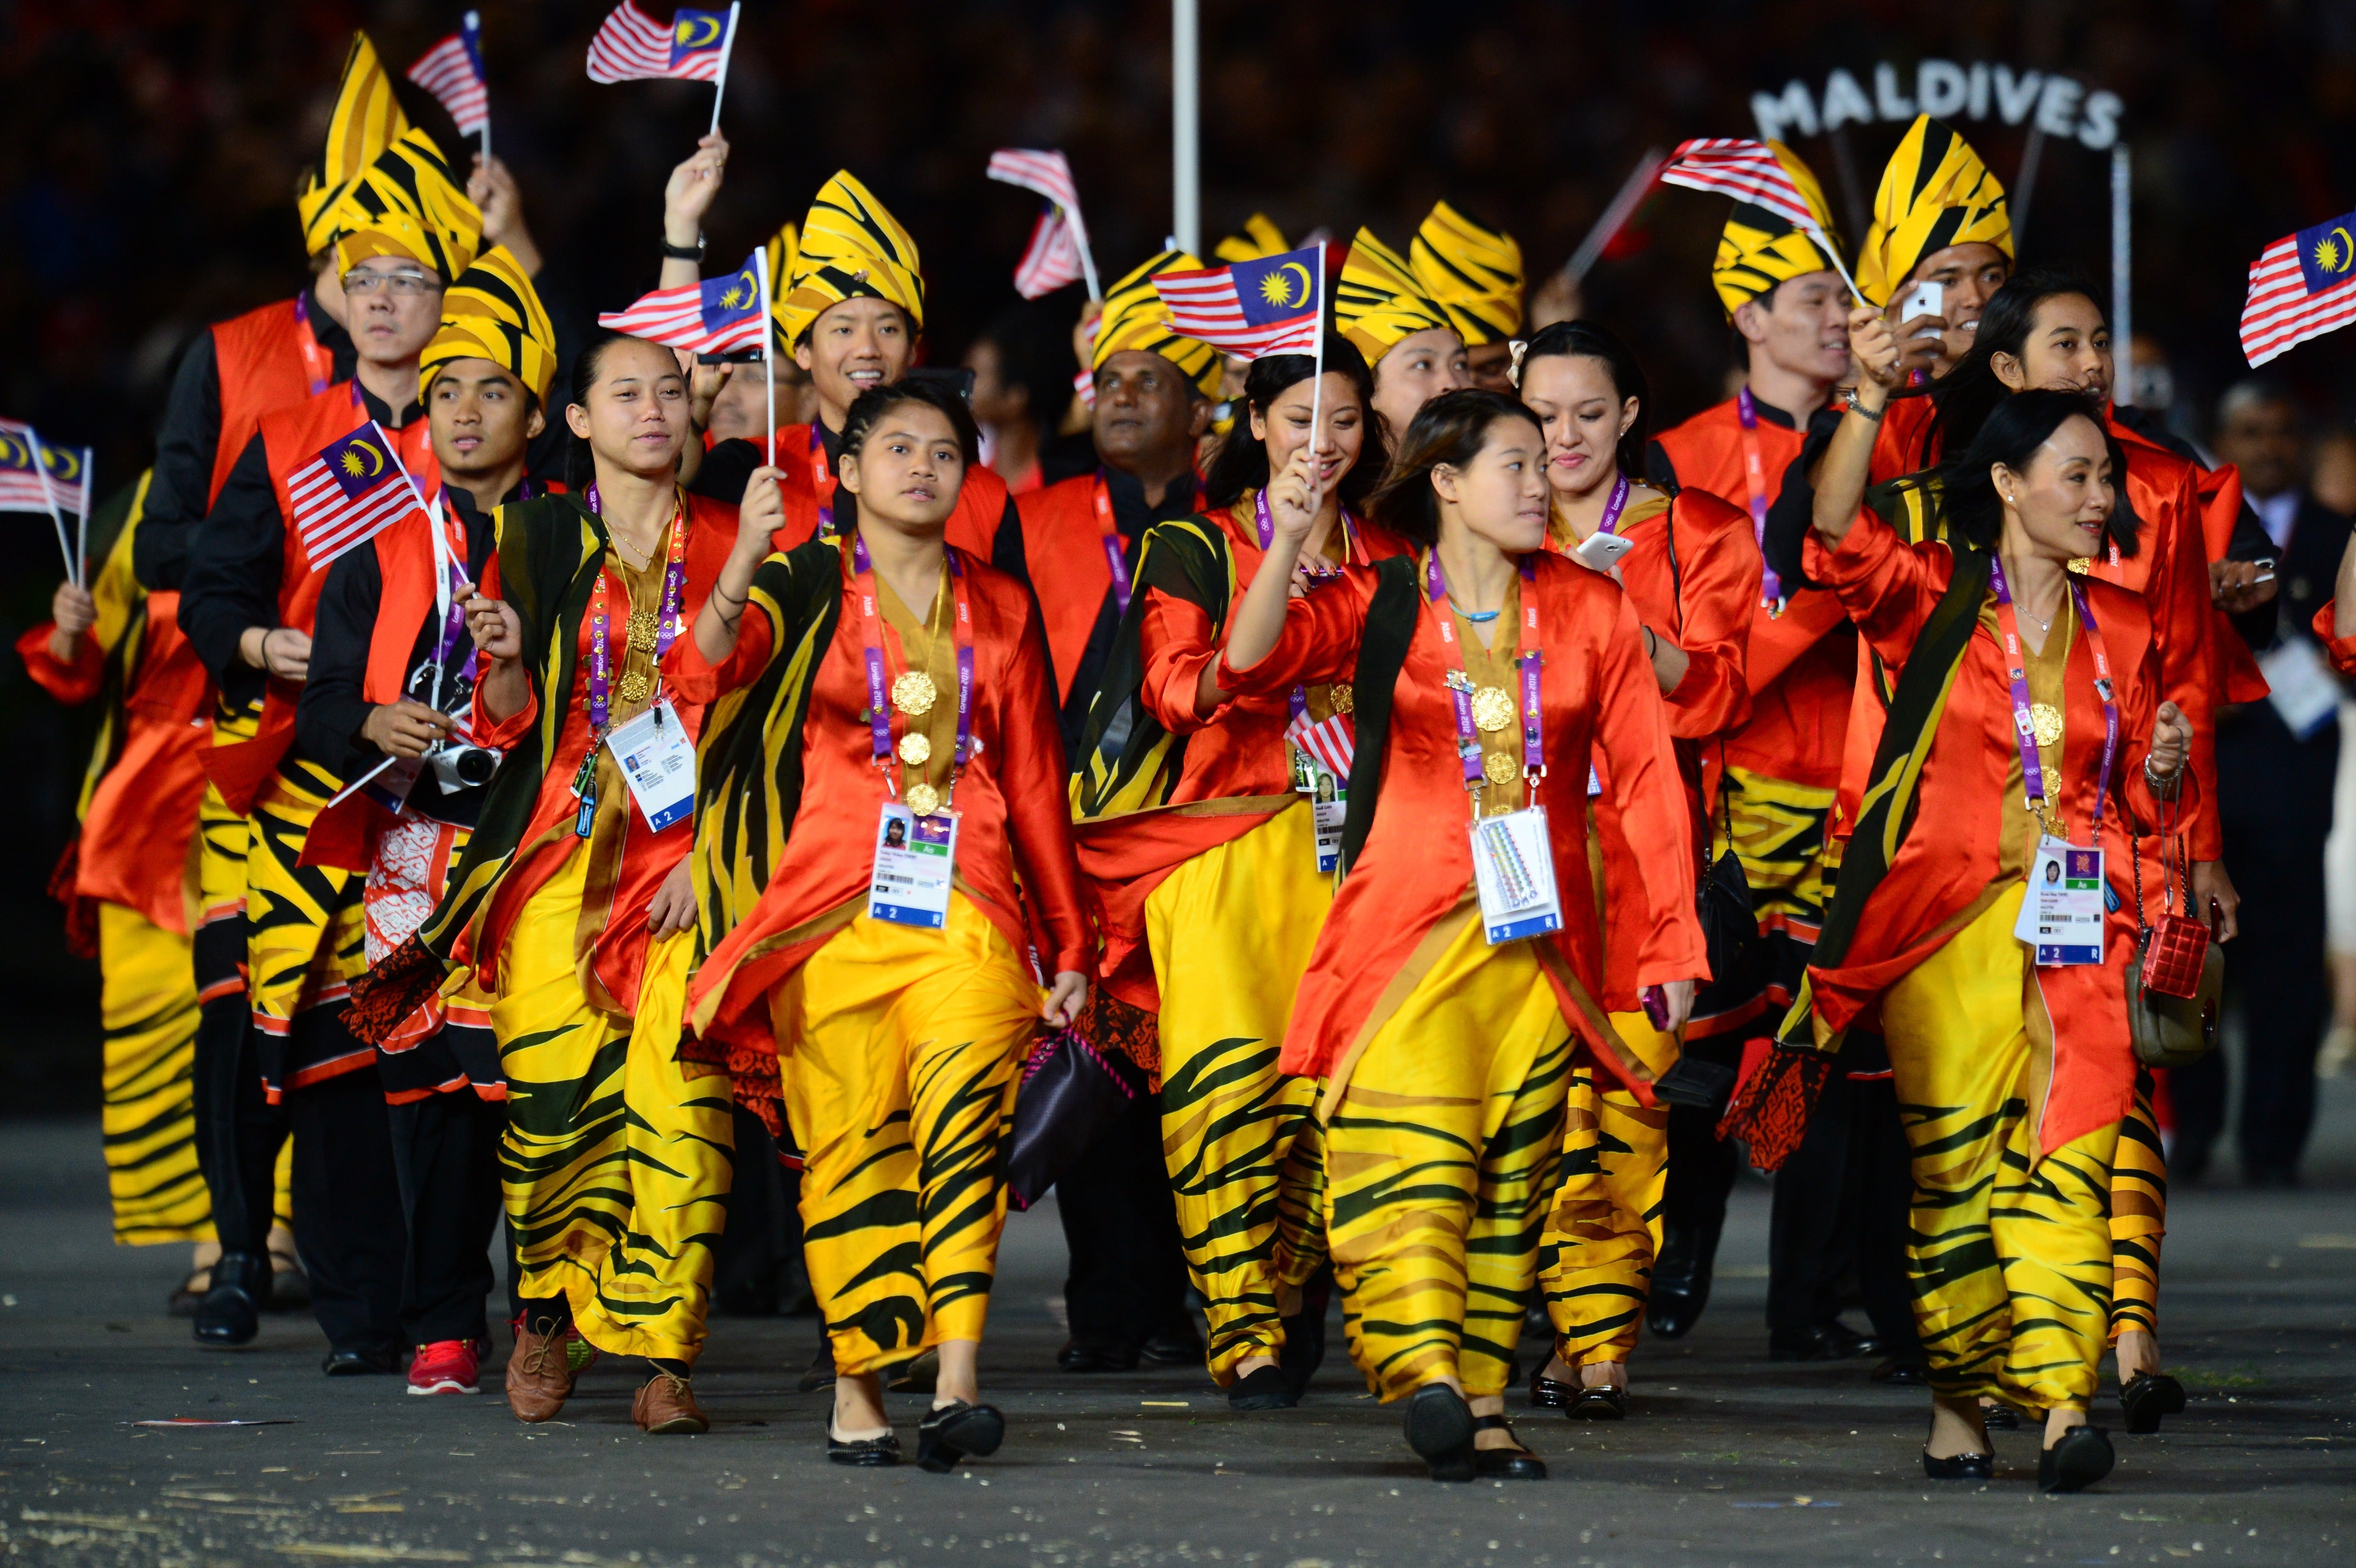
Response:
[407,1339,485,1396]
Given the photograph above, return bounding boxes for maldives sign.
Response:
[1752,62,2123,151]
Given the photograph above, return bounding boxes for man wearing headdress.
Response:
[295,247,556,1397]
[1014,250,1219,1373]
[1410,202,1525,393]
[1644,142,1916,1374]
[1335,229,1472,447]
[177,125,481,1368]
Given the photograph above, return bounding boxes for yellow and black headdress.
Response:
[419,247,557,404]
[776,173,925,346]
[1335,228,1454,363]
[330,129,482,283]
[1091,250,1222,398]
[1214,214,1290,266]
[1410,202,1524,345]
[1856,114,2013,307]
[1713,142,1843,317]
[298,33,411,258]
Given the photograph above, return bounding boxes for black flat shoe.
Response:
[1871,1358,1929,1387]
[1983,1402,2023,1431]
[2039,1425,2115,1493]
[1137,1318,1204,1368]
[1921,1447,1995,1481]
[1568,1384,1627,1421]
[1277,1305,1327,1400]
[323,1345,402,1376]
[1527,1367,1574,1411]
[2120,1373,2185,1435]
[266,1250,311,1313]
[167,1266,210,1318]
[1472,1414,1547,1480]
[192,1250,266,1348]
[1768,1320,1879,1362]
[916,1399,1005,1473]
[796,1340,837,1393]
[1228,1363,1295,1412]
[1057,1337,1138,1373]
[1403,1383,1476,1482]
[827,1427,902,1467]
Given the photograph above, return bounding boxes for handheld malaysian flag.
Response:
[597,248,770,354]
[585,0,741,131]
[408,12,490,151]
[2241,208,2356,366]
[1659,138,1860,300]
[987,149,1100,301]
[1286,711,1354,781]
[0,419,90,581]
[1150,244,1324,359]
[288,422,432,570]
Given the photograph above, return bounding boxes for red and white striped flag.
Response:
[407,13,489,137]
[2242,208,2356,366]
[585,1,735,84]
[988,149,1098,299]
[288,421,430,569]
[1286,711,1354,780]
[1658,139,1817,231]
[597,249,769,352]
[1151,246,1323,358]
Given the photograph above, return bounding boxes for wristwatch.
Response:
[660,234,707,261]
[1838,385,1886,423]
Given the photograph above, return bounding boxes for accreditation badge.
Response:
[1309,764,1348,875]
[1470,805,1563,945]
[2015,837,2105,965]
[868,802,958,929]
[605,698,696,832]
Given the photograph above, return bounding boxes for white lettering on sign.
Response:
[1751,62,2123,151]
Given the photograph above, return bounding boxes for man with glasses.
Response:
[177,128,481,1373]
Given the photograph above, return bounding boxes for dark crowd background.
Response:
[5,0,2356,1107]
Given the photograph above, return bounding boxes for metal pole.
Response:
[2112,144,2133,406]
[1172,0,1199,254]
[2012,125,2046,250]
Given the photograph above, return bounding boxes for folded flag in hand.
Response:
[289,421,428,569]
[2242,207,2356,366]
[1286,710,1354,781]
[597,249,770,353]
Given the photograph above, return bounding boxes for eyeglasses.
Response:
[342,270,442,297]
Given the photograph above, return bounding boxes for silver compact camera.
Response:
[425,739,502,789]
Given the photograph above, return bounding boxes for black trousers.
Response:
[387,1090,506,1346]
[191,991,285,1254]
[2186,708,2336,1181]
[285,1050,408,1355]
[1056,1088,1188,1348]
[710,1105,810,1317]
[1765,1045,1917,1350]
[1659,1035,1744,1284]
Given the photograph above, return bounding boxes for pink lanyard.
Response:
[1987,555,2119,835]
[292,293,333,398]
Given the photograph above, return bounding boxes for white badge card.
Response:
[1310,766,1348,874]
[2015,838,2105,965]
[606,698,697,832]
[869,803,957,928]
[1470,805,1564,945]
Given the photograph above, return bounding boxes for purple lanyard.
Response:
[1590,472,1632,535]
[428,493,478,687]
[292,293,332,397]
[1254,488,1354,725]
[1986,554,2119,833]
[851,534,977,778]
[582,483,688,736]
[1092,472,1133,616]
[811,426,837,539]
[1425,550,1545,795]
[1735,389,1785,606]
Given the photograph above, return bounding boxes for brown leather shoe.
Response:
[633,1371,709,1435]
[504,1316,575,1424]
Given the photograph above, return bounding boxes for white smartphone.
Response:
[1573,531,1634,571]
[1901,280,1944,335]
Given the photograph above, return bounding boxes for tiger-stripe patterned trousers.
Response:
[1879,883,2121,1412]
[97,904,210,1243]
[1320,908,1573,1402]
[496,846,731,1363]
[1145,803,1330,1384]
[2109,1071,2166,1339]
[775,892,1037,1377]
[246,762,368,1095]
[1537,1009,1678,1366]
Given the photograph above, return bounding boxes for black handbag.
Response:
[1003,1024,1148,1211]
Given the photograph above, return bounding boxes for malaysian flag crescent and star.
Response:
[596,250,768,353]
[290,422,429,569]
[1150,244,1323,358]
[585,1,735,84]
[2242,207,2356,366]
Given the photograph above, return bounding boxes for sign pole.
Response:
[1172,0,1199,254]
[2111,145,2133,406]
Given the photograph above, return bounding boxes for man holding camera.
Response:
[295,246,556,1399]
